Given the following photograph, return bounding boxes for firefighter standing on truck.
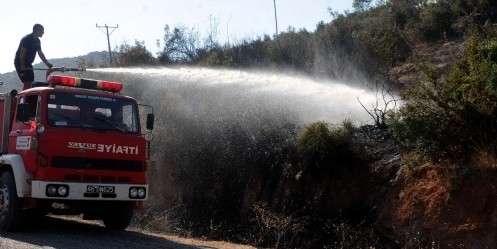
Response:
[14,23,53,90]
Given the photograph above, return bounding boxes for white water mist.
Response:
[88,67,377,125]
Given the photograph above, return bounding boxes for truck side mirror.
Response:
[16,103,31,122]
[146,113,154,130]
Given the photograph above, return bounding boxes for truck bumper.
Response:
[31,181,148,201]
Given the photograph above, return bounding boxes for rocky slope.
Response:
[388,39,465,87]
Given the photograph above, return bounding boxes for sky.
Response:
[1,0,353,74]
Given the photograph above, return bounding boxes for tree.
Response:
[158,24,201,64]
[353,0,373,12]
[115,40,156,66]
[268,27,315,73]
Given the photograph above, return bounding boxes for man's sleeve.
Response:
[19,37,29,49]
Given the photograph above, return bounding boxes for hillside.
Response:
[388,39,465,87]
[1,1,495,246]
[358,35,497,247]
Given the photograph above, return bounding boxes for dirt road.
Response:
[0,216,255,249]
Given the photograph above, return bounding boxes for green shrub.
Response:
[417,1,460,41]
[389,36,497,161]
[296,120,356,169]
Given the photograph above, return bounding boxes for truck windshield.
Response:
[46,92,139,133]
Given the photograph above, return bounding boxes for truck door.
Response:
[9,94,40,171]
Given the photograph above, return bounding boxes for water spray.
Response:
[89,67,378,125]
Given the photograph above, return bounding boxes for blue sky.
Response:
[1,0,353,73]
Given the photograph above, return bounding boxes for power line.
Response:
[96,24,118,65]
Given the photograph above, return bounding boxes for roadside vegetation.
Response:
[99,0,497,248]
[389,36,497,162]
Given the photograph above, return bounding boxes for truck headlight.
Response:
[58,186,67,196]
[129,187,146,199]
[47,185,57,196]
[137,188,146,198]
[129,188,138,198]
[46,184,69,197]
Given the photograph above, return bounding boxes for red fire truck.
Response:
[0,68,154,231]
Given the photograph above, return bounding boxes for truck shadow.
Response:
[0,216,213,249]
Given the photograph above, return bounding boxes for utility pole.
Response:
[273,0,279,39]
[96,24,118,65]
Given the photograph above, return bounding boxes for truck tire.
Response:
[0,171,24,231]
[102,202,133,230]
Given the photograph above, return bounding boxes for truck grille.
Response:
[63,174,132,183]
[51,156,143,172]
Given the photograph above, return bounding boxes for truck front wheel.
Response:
[0,171,24,231]
[102,202,133,230]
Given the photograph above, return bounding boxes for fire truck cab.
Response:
[0,74,154,231]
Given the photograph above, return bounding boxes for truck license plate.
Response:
[86,185,115,193]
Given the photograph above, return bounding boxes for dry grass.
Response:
[469,148,497,168]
